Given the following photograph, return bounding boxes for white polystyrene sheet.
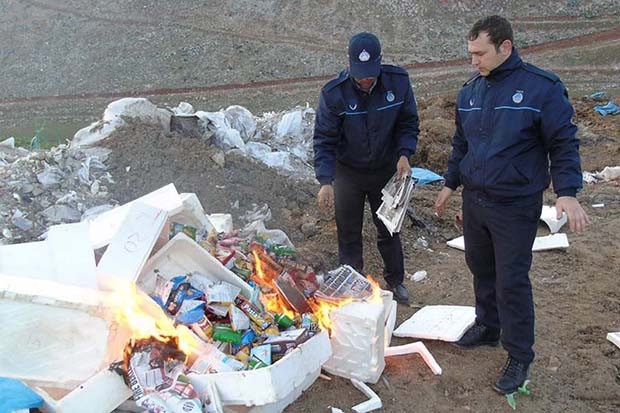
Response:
[607,332,620,349]
[0,241,52,279]
[96,202,167,290]
[540,205,567,234]
[393,305,476,342]
[88,183,182,249]
[447,233,569,252]
[0,299,108,387]
[47,222,97,289]
[446,236,465,251]
[137,232,253,300]
[532,233,569,251]
[0,222,96,289]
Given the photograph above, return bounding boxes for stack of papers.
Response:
[376,172,415,235]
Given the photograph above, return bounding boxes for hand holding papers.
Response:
[376,172,415,235]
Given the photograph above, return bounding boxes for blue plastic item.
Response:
[0,378,43,413]
[412,167,444,185]
[593,101,620,116]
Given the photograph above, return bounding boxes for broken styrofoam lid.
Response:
[540,205,567,233]
[350,379,382,413]
[393,305,475,342]
[607,332,620,349]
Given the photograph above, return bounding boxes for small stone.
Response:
[300,222,318,237]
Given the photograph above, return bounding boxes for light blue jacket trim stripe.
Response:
[376,101,404,111]
[494,106,541,112]
[457,107,482,112]
[340,111,369,116]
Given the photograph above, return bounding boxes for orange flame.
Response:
[107,280,200,357]
[260,292,296,320]
[366,275,384,304]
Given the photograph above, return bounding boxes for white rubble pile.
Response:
[0,142,115,245]
[70,98,317,182]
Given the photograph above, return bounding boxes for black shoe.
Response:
[389,283,410,305]
[455,321,500,348]
[493,356,530,394]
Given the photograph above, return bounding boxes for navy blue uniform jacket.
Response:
[313,65,419,185]
[444,50,582,201]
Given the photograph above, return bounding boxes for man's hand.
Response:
[397,156,410,179]
[556,196,590,232]
[434,187,454,216]
[318,184,334,213]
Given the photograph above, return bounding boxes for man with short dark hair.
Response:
[435,15,589,394]
[313,32,419,304]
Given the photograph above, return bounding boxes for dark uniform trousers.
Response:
[333,161,405,288]
[462,190,542,364]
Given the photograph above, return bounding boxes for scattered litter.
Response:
[607,332,620,349]
[540,205,567,234]
[329,407,345,413]
[385,342,443,375]
[592,203,605,208]
[393,305,475,342]
[593,101,620,116]
[584,166,620,183]
[350,378,382,413]
[506,380,531,410]
[408,270,427,282]
[587,91,607,100]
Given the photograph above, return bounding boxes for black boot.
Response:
[454,321,500,348]
[389,283,410,305]
[493,356,530,394]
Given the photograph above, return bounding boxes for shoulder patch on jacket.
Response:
[380,65,409,76]
[522,63,560,83]
[463,72,481,86]
[322,70,349,92]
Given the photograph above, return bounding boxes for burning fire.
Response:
[108,280,200,357]
[252,245,385,334]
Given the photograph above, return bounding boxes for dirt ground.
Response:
[102,93,620,413]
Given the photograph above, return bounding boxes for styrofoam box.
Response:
[0,274,131,413]
[137,232,253,299]
[322,300,386,384]
[137,233,333,412]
